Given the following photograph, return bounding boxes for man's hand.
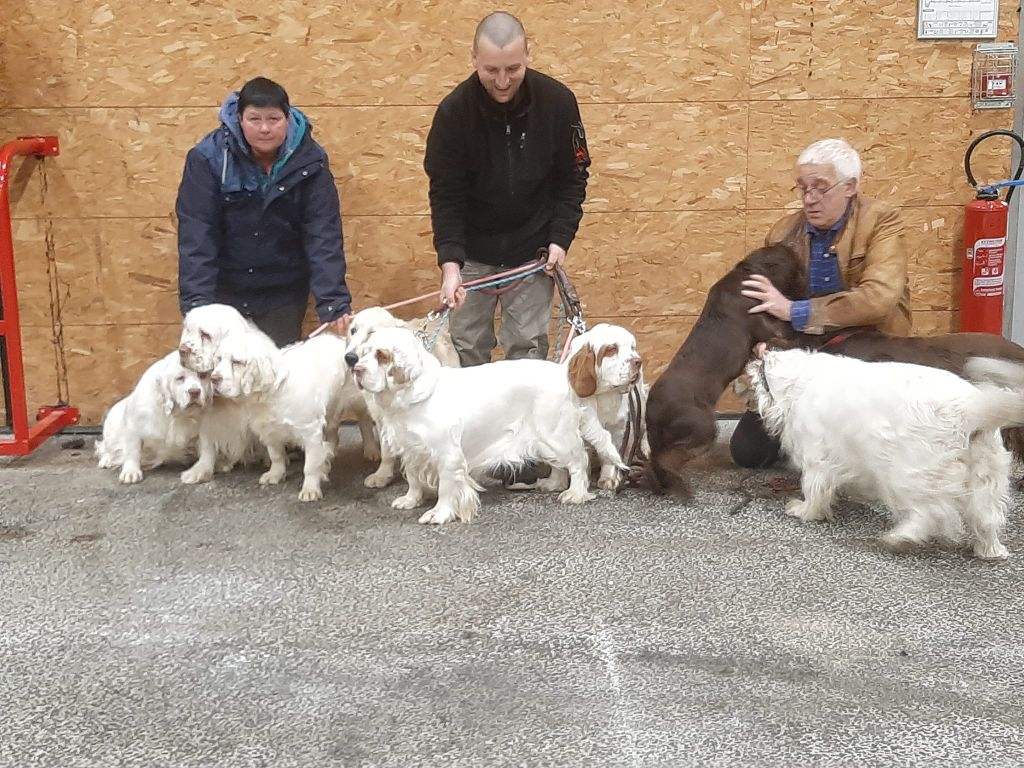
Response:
[440,262,467,310]
[545,243,567,272]
[329,313,353,336]
[741,274,793,321]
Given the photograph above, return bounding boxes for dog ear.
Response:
[156,371,176,416]
[375,347,407,387]
[240,349,280,396]
[567,345,598,398]
[390,365,408,385]
[388,343,425,387]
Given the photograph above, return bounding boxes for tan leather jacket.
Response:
[766,196,912,336]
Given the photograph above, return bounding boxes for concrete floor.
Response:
[1,422,1022,768]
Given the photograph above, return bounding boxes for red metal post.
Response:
[0,135,80,455]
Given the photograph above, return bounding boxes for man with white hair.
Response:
[424,11,591,367]
[731,138,912,468]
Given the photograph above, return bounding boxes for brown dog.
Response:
[644,244,805,495]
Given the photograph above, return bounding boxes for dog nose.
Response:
[188,387,202,400]
[344,351,358,368]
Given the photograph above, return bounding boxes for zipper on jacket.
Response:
[506,122,514,197]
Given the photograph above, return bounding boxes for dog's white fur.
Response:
[748,347,1023,559]
[180,328,371,501]
[344,306,460,489]
[565,323,649,489]
[351,327,625,524]
[178,303,256,374]
[95,352,211,483]
[964,355,1024,392]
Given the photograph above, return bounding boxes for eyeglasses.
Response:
[792,179,845,202]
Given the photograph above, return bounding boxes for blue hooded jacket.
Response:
[176,92,351,322]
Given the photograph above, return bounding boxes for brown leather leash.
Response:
[619,382,646,468]
[551,262,587,363]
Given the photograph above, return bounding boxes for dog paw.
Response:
[215,461,237,474]
[973,540,1010,560]
[392,493,422,510]
[298,483,323,502]
[364,470,394,489]
[558,489,595,505]
[785,498,828,522]
[879,532,920,555]
[362,443,382,463]
[259,468,286,486]
[180,466,213,484]
[536,476,566,493]
[118,467,143,484]
[784,499,806,518]
[597,468,624,491]
[418,506,455,525]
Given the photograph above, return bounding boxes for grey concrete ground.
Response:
[1,422,1022,768]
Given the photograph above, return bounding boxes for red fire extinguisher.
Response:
[962,129,1024,334]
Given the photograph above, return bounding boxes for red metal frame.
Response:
[0,135,79,455]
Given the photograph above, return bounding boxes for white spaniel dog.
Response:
[345,306,461,369]
[95,352,211,483]
[565,323,649,489]
[747,345,1023,559]
[344,305,460,488]
[350,327,625,525]
[181,328,369,501]
[178,303,256,374]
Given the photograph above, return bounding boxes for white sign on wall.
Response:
[917,0,999,39]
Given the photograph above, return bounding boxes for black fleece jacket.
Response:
[424,69,590,268]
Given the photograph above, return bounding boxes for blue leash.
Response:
[463,261,549,293]
[421,308,451,352]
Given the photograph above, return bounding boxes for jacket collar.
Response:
[470,70,533,121]
[784,196,862,272]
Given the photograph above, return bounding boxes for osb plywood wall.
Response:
[1,0,1018,424]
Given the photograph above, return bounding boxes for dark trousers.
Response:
[250,303,307,347]
[729,410,782,469]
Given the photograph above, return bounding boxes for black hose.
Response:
[964,129,1024,203]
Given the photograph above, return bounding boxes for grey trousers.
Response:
[450,260,555,367]
[250,302,307,347]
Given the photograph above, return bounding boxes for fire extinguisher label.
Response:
[972,236,1005,297]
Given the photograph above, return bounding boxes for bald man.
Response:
[424,11,591,367]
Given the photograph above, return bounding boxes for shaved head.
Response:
[473,12,527,54]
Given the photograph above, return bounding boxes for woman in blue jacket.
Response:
[176,77,352,345]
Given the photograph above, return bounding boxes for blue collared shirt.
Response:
[790,207,850,331]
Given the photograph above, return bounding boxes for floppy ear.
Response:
[567,345,598,398]
[240,348,281,396]
[373,348,405,387]
[155,370,176,416]
[390,363,409,386]
[388,343,424,387]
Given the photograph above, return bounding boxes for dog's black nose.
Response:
[344,351,358,368]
